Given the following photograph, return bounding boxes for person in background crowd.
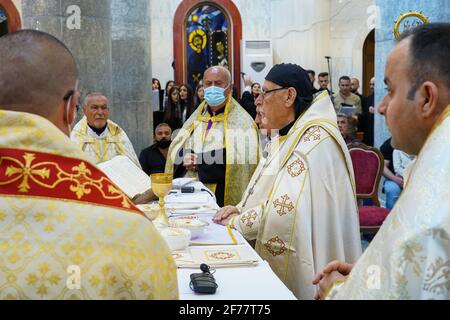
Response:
[139,123,173,175]
[240,74,261,120]
[195,83,205,107]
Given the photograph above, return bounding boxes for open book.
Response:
[97,155,154,203]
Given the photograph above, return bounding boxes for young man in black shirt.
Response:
[139,123,172,175]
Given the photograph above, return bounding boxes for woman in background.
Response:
[179,84,196,124]
[163,86,183,130]
[164,80,175,110]
[195,84,205,107]
[240,75,261,119]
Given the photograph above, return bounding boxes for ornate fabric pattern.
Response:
[303,126,321,142]
[287,159,306,178]
[273,195,294,216]
[0,110,178,300]
[240,210,257,228]
[0,148,140,213]
[264,236,287,257]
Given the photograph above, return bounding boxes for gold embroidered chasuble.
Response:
[0,110,178,300]
[230,91,362,299]
[328,105,450,300]
[165,96,260,206]
[71,116,140,167]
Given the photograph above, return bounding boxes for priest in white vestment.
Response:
[0,30,178,300]
[214,63,361,299]
[71,93,141,167]
[313,23,450,300]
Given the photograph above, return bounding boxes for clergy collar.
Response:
[278,120,295,137]
[207,105,226,117]
[88,123,108,136]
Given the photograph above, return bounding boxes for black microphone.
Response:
[263,151,269,159]
[325,56,331,59]
[200,263,210,274]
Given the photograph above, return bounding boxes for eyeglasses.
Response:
[257,87,289,100]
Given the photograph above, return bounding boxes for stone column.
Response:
[22,0,113,117]
[111,0,153,155]
[374,0,450,147]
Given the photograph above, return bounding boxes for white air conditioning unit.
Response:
[240,40,273,93]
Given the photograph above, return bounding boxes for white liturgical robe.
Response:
[71,116,140,167]
[229,91,362,299]
[328,105,450,300]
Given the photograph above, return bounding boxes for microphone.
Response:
[263,151,269,159]
[200,263,211,274]
[325,56,331,59]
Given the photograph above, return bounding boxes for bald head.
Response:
[204,66,232,85]
[0,30,78,117]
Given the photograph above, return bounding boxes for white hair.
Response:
[83,92,107,107]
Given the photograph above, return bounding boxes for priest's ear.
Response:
[284,87,298,108]
[416,81,439,120]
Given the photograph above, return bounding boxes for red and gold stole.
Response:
[0,148,142,214]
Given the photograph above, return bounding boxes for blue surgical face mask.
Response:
[204,86,229,107]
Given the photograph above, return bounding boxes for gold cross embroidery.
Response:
[273,194,294,216]
[240,210,257,228]
[304,126,321,142]
[5,153,50,193]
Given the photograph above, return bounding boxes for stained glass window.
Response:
[185,4,230,89]
[0,8,8,37]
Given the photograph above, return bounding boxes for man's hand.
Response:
[243,75,253,88]
[393,175,404,188]
[369,106,375,114]
[183,153,198,172]
[312,260,353,300]
[213,206,240,225]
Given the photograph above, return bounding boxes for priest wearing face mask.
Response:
[139,123,173,175]
[165,66,260,207]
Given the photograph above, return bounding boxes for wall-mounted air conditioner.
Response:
[240,40,273,93]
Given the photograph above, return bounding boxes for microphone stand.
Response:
[325,56,333,94]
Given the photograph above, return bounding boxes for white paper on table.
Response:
[190,219,244,246]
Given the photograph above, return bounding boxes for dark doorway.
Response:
[363,29,375,96]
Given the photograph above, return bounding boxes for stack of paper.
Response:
[172,245,259,269]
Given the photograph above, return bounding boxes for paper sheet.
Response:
[98,156,151,198]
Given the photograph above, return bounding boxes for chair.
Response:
[348,142,390,233]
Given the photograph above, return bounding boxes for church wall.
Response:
[374,0,450,148]
[150,0,374,94]
[329,0,374,93]
[111,0,153,154]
